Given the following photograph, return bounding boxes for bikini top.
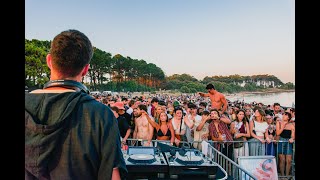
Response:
[157,125,171,137]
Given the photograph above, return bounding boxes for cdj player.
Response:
[123,146,168,179]
[158,142,218,179]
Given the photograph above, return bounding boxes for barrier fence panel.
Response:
[206,141,257,180]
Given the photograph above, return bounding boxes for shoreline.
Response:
[225,88,295,96]
[124,88,295,98]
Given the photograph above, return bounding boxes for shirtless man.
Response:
[133,104,154,146]
[198,83,228,113]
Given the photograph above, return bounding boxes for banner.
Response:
[238,156,278,180]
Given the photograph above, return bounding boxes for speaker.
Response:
[43,80,90,94]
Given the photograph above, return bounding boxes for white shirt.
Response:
[126,107,133,115]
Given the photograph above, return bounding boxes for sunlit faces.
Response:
[174,110,183,119]
[237,111,245,120]
[210,110,219,120]
[161,105,167,113]
[133,108,139,117]
[254,110,261,117]
[156,106,162,113]
[136,108,143,117]
[274,105,281,113]
[189,108,197,114]
[282,112,291,121]
[245,109,251,116]
[159,112,168,122]
[266,115,273,124]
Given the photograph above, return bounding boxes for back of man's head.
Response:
[50,29,93,77]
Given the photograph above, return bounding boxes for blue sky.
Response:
[26,0,295,83]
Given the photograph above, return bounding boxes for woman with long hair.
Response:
[171,106,187,147]
[248,107,269,156]
[145,111,175,146]
[276,111,295,177]
[230,109,250,163]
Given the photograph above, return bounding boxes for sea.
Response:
[225,91,295,108]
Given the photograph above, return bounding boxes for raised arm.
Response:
[198,92,209,97]
[148,120,154,144]
[220,114,231,124]
[144,111,160,130]
[196,114,210,131]
[276,121,286,136]
[183,115,194,129]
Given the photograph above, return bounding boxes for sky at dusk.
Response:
[26,0,295,83]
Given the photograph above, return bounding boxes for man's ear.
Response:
[46,54,52,69]
[81,64,90,77]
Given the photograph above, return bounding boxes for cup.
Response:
[221,134,226,141]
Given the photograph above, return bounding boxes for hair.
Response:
[199,102,207,107]
[158,100,166,106]
[110,106,119,113]
[273,102,280,107]
[235,109,248,124]
[188,103,197,109]
[210,108,220,117]
[159,112,169,125]
[284,111,292,120]
[102,98,108,105]
[202,110,210,116]
[50,29,93,77]
[151,97,159,103]
[174,106,183,113]
[128,100,135,107]
[206,83,215,90]
[254,107,266,121]
[138,104,147,112]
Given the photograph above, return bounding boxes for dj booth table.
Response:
[122,143,218,179]
[123,146,168,179]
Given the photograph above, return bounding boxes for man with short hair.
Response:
[273,102,283,120]
[25,29,126,180]
[133,104,154,146]
[149,97,159,117]
[198,83,228,113]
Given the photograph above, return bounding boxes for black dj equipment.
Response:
[123,146,168,179]
[158,142,218,179]
[43,80,90,94]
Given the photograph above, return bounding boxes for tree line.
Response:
[25,39,294,93]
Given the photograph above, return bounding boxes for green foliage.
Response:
[25,38,292,94]
[180,86,190,93]
[25,39,50,87]
[279,82,295,89]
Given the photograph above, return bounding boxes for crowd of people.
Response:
[94,84,295,178]
[25,29,295,180]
